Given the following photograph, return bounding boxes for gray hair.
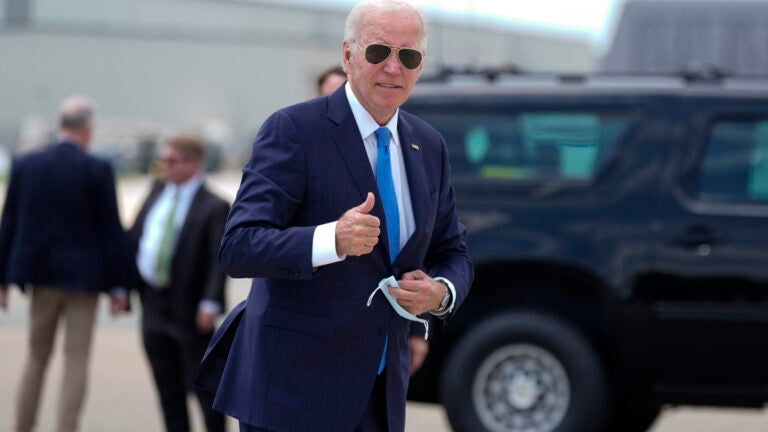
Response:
[344,0,427,51]
[59,95,95,130]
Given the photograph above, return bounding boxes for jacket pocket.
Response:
[262,306,336,338]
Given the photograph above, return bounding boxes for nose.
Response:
[382,50,402,74]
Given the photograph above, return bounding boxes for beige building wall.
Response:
[0,0,595,164]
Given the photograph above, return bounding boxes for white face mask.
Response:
[367,275,429,340]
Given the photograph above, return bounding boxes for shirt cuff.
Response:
[312,221,346,268]
[199,300,222,314]
[430,277,456,317]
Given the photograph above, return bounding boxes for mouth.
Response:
[377,83,402,89]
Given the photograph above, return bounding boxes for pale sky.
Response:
[319,0,624,46]
[419,0,620,42]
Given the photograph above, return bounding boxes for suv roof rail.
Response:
[676,62,728,83]
[422,66,606,85]
[422,64,525,83]
[420,63,756,87]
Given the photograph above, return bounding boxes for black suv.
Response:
[404,71,768,432]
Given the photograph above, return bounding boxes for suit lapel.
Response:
[327,88,378,203]
[396,114,430,262]
[176,184,206,257]
[326,89,389,253]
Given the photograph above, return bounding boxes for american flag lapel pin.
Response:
[411,143,420,151]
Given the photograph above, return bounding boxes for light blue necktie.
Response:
[376,127,400,262]
[375,126,400,375]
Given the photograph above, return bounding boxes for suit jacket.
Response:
[129,180,230,338]
[0,141,127,292]
[194,86,473,431]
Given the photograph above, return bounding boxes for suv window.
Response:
[699,119,768,202]
[418,110,633,182]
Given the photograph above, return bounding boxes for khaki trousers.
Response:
[15,286,98,432]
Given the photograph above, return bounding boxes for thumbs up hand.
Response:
[335,192,381,257]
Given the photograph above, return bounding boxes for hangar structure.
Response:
[1,0,594,166]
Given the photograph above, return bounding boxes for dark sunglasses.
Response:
[362,43,423,70]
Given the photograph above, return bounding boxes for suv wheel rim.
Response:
[472,343,570,432]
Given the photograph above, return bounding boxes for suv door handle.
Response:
[668,225,727,251]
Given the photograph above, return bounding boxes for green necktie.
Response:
[154,191,179,287]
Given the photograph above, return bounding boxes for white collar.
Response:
[344,81,399,142]
[164,174,203,197]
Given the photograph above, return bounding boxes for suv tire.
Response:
[441,312,607,432]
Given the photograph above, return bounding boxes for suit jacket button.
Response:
[379,326,388,336]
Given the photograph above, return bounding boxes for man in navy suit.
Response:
[194,1,473,430]
[315,64,430,377]
[0,95,129,432]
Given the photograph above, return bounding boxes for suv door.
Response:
[407,96,653,275]
[405,94,672,431]
[650,96,768,399]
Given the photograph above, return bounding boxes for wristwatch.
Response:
[433,280,452,313]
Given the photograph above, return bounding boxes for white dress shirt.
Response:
[136,175,220,313]
[310,83,456,316]
[312,83,415,267]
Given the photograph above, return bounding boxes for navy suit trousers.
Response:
[239,372,388,432]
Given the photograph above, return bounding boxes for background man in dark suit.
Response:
[317,64,348,96]
[129,134,230,432]
[194,1,473,431]
[0,95,129,432]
